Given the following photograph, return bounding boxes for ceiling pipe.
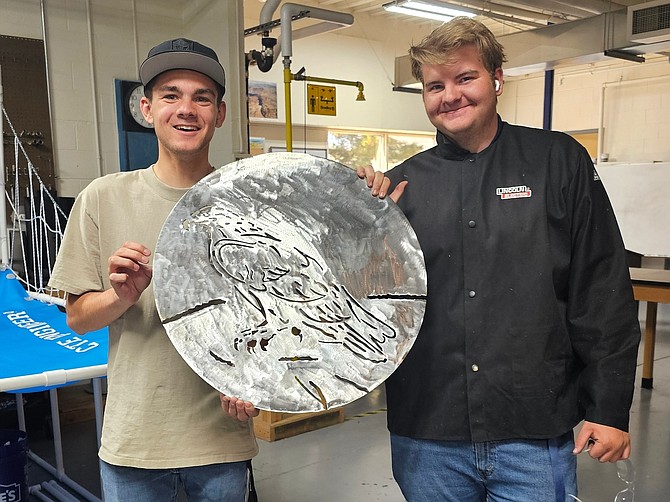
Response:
[279,3,354,58]
[260,0,282,25]
[247,1,354,72]
[246,0,282,72]
[279,4,355,152]
[247,1,357,151]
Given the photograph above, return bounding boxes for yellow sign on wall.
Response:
[307,84,336,116]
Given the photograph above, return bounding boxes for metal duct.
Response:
[628,0,670,43]
[500,6,670,75]
[394,4,670,85]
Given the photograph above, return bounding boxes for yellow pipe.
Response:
[283,67,366,153]
[284,66,293,152]
[294,74,365,101]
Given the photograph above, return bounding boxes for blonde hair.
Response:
[409,17,507,83]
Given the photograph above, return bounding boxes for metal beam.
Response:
[485,0,593,19]
[447,0,558,21]
[542,0,626,15]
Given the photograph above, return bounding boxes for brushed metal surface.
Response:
[154,152,426,412]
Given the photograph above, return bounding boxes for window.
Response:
[327,131,384,170]
[387,134,436,170]
[327,130,435,172]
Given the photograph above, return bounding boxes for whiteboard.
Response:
[598,162,670,257]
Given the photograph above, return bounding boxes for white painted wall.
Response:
[0,0,239,197]
[498,56,670,163]
[244,29,433,134]
[185,0,246,167]
[0,0,43,39]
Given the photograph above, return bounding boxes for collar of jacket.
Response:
[435,115,505,160]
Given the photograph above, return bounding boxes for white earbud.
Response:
[494,80,500,91]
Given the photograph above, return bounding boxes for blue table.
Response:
[1,268,107,501]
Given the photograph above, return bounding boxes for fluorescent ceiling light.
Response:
[383,0,477,22]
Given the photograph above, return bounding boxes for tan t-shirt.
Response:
[49,167,258,468]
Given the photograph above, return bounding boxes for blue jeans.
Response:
[390,431,577,502]
[100,459,249,501]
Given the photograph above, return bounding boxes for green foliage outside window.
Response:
[327,132,381,169]
[327,130,435,172]
[387,135,435,169]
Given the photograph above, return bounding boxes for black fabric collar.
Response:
[435,115,504,160]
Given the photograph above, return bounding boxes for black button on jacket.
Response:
[385,118,641,442]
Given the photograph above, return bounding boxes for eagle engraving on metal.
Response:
[153,153,426,412]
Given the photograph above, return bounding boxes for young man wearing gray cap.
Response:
[49,38,258,501]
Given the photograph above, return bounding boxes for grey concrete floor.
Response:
[20,302,670,501]
[575,302,670,502]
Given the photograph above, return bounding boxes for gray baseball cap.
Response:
[139,38,226,95]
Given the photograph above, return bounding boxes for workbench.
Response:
[629,267,670,389]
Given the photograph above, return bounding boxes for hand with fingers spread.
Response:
[574,421,631,463]
[108,241,153,306]
[220,394,260,422]
[356,165,408,203]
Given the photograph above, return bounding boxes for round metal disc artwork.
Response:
[153,152,427,412]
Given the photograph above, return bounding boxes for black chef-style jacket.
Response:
[385,117,641,442]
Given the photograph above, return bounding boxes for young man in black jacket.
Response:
[358,17,640,502]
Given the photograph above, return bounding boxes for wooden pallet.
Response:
[57,384,105,426]
[253,408,345,442]
[56,384,345,442]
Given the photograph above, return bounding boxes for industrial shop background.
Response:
[2,0,670,501]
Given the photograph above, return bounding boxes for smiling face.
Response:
[141,69,226,162]
[421,44,503,153]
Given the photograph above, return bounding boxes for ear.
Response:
[216,101,227,128]
[493,68,504,95]
[140,96,154,125]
